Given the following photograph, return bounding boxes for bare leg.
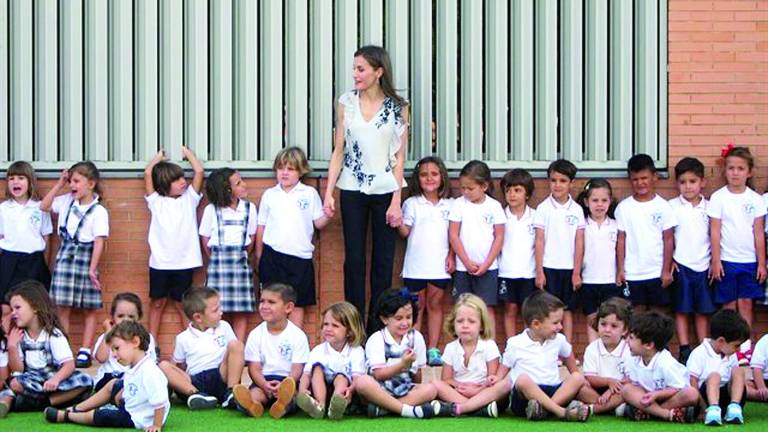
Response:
[249,385,269,405]
[487,308,496,332]
[220,340,245,388]
[694,314,709,344]
[399,383,437,406]
[231,313,248,342]
[148,297,168,338]
[49,388,88,406]
[504,304,518,340]
[310,366,328,406]
[414,291,427,333]
[58,306,72,334]
[586,313,598,342]
[332,375,350,398]
[173,300,189,331]
[82,309,98,350]
[354,375,406,413]
[623,383,698,420]
[563,311,573,343]
[736,299,753,327]
[159,361,197,396]
[730,367,745,403]
[426,285,444,349]
[456,378,511,413]
[675,313,690,347]
[60,410,96,425]
[72,379,116,411]
[433,380,469,404]
[705,373,722,406]
[289,307,305,329]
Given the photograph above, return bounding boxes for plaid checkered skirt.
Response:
[380,372,416,398]
[50,240,102,309]
[16,367,93,398]
[206,245,255,312]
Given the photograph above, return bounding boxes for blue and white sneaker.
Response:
[704,405,722,426]
[724,402,744,424]
[187,393,218,410]
[427,348,444,366]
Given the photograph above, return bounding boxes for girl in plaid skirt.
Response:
[0,281,92,414]
[199,168,257,341]
[41,161,109,369]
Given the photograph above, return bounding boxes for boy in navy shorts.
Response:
[615,154,677,312]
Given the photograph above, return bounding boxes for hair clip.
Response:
[720,142,735,158]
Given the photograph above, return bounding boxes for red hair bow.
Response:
[721,142,735,158]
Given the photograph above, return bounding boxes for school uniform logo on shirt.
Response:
[653,377,666,390]
[482,213,495,224]
[610,231,618,243]
[127,383,139,397]
[441,209,450,220]
[279,341,293,361]
[297,198,309,210]
[29,210,42,228]
[215,335,226,348]
[651,212,663,228]
[566,215,578,226]
[527,224,535,236]
[743,203,756,216]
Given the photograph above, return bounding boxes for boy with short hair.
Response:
[686,309,750,425]
[533,159,585,343]
[446,291,591,422]
[158,287,245,410]
[234,283,309,419]
[669,157,714,363]
[616,154,677,311]
[621,311,698,422]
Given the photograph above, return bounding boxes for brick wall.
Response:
[3,0,766,359]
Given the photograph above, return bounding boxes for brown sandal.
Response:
[564,401,591,422]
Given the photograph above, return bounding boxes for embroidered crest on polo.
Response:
[29,210,42,227]
[482,213,494,224]
[610,231,618,243]
[279,341,293,360]
[743,202,755,215]
[216,335,226,347]
[297,198,309,210]
[527,224,535,236]
[565,214,578,226]
[441,209,450,220]
[651,212,663,227]
[128,383,139,397]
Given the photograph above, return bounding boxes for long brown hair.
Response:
[354,45,408,108]
[8,280,68,340]
[5,161,39,200]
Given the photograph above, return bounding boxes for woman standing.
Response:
[324,46,408,333]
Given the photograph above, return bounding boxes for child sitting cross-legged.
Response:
[621,311,698,422]
[159,287,245,410]
[444,291,591,421]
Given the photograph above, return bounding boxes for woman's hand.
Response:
[386,202,402,227]
[323,194,336,218]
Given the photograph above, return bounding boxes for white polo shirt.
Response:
[303,342,367,379]
[51,194,109,242]
[122,354,170,429]
[582,217,618,284]
[626,349,689,391]
[258,182,324,259]
[499,206,536,279]
[0,345,8,368]
[146,188,203,270]
[707,186,767,263]
[442,338,501,384]
[448,196,506,272]
[93,333,158,385]
[582,338,632,380]
[244,321,309,377]
[750,334,768,373]
[0,199,52,253]
[19,328,73,369]
[401,195,453,279]
[533,195,585,270]
[502,330,572,387]
[172,320,237,376]
[669,195,710,272]
[615,195,677,280]
[365,328,427,375]
[199,200,257,247]
[686,338,738,386]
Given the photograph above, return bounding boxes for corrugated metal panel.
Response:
[0,0,668,172]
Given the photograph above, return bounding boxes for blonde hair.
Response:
[273,146,311,177]
[323,302,366,347]
[443,293,494,340]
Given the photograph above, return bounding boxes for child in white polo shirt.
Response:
[144,147,204,345]
[579,298,633,415]
[747,333,768,401]
[45,321,169,431]
[398,156,454,366]
[534,159,585,343]
[498,169,536,339]
[234,283,309,419]
[615,154,677,311]
[576,178,622,342]
[686,309,750,425]
[295,302,366,420]
[449,291,591,422]
[669,157,713,364]
[621,311,698,422]
[256,147,330,330]
[159,288,245,411]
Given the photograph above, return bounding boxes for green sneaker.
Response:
[427,348,443,366]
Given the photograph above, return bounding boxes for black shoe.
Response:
[187,392,218,410]
[75,350,92,368]
[417,401,436,419]
[221,389,236,410]
[472,401,498,418]
[367,403,388,418]
[433,401,455,417]
[13,394,48,412]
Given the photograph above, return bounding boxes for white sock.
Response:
[401,404,423,418]
[79,347,91,354]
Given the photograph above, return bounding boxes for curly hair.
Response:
[205,168,237,208]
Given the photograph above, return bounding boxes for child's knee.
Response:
[227,339,244,354]
[681,387,699,404]
[568,371,586,385]
[9,378,23,393]
[706,372,722,385]
[158,360,174,373]
[151,297,168,308]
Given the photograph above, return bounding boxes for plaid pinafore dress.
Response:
[16,330,93,398]
[378,329,417,397]
[206,202,255,312]
[50,201,103,309]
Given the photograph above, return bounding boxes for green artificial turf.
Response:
[2,402,767,432]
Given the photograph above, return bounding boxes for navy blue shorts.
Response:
[403,278,451,292]
[627,277,671,307]
[673,264,716,314]
[453,270,498,306]
[190,368,228,402]
[580,283,627,315]
[149,267,194,301]
[93,380,135,428]
[717,261,763,304]
[259,245,316,307]
[498,278,535,305]
[543,268,578,310]
[94,372,124,394]
[509,383,561,417]
[698,383,746,409]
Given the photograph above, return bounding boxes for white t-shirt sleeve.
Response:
[576,209,586,229]
[664,360,690,389]
[292,331,310,364]
[441,341,457,368]
[661,201,678,230]
[171,334,186,364]
[754,194,768,218]
[615,202,626,231]
[751,335,768,371]
[350,346,367,377]
[222,322,237,345]
[558,335,573,358]
[244,328,262,364]
[198,205,215,237]
[0,208,5,236]
[145,192,159,210]
[247,201,258,236]
[144,366,170,408]
[686,349,704,380]
[51,194,71,215]
[40,209,53,236]
[0,349,8,368]
[304,346,323,374]
[492,202,506,226]
[532,204,548,229]
[148,335,158,362]
[257,190,270,226]
[310,188,324,221]
[448,199,463,223]
[186,187,202,206]
[50,332,74,365]
[364,333,386,370]
[707,194,723,219]
[501,339,517,369]
[484,339,501,362]
[91,206,110,237]
[413,331,427,370]
[402,198,415,227]
[582,342,599,376]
